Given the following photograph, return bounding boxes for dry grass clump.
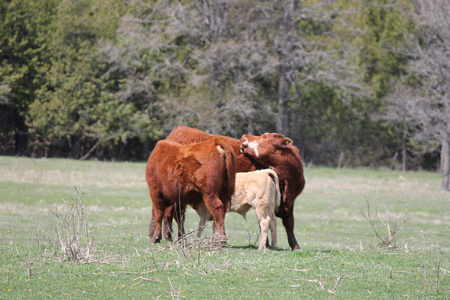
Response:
[171,229,228,262]
[183,234,228,251]
[361,198,409,248]
[50,187,95,262]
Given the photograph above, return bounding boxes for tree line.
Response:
[1,0,449,190]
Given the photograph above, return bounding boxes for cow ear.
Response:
[279,138,293,148]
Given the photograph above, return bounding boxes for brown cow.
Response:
[152,126,305,250]
[145,138,236,243]
[150,126,264,241]
[240,133,305,250]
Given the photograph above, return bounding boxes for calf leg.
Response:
[258,218,270,250]
[197,216,207,238]
[268,208,278,249]
[255,206,270,250]
[195,203,211,238]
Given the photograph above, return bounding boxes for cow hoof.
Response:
[150,237,161,243]
[292,245,301,251]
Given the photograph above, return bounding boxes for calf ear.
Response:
[278,138,293,148]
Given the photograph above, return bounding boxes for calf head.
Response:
[240,133,294,168]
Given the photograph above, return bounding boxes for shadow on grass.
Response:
[229,245,343,257]
[229,245,260,250]
[228,245,294,252]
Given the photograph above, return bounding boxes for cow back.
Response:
[167,126,263,172]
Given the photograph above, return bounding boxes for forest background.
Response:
[1,0,450,190]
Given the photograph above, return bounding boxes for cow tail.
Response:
[268,169,281,209]
[223,144,236,202]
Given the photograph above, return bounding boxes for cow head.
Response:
[240,133,294,168]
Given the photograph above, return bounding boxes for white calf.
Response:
[194,169,281,250]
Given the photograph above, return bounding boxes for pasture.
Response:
[0,156,448,299]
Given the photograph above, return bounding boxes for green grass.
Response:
[0,156,448,299]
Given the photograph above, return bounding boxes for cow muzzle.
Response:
[240,137,249,154]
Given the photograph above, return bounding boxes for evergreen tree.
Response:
[0,0,57,154]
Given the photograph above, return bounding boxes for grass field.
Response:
[0,156,448,299]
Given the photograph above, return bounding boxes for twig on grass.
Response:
[246,230,259,247]
[287,268,310,273]
[149,248,159,270]
[436,262,440,293]
[168,277,185,299]
[17,254,34,278]
[9,234,19,255]
[133,276,162,283]
[361,199,385,242]
[332,275,344,291]
[423,264,430,290]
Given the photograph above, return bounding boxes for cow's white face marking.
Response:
[247,141,260,158]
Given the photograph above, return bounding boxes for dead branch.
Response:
[361,198,410,248]
[360,198,385,242]
[332,275,344,291]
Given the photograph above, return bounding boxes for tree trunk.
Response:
[441,117,450,191]
[14,115,28,156]
[277,75,289,134]
[69,135,83,159]
[276,0,294,135]
[402,123,407,172]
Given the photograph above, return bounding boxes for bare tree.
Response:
[102,0,267,135]
[392,0,450,190]
[103,0,368,137]
[262,0,368,135]
[383,81,421,171]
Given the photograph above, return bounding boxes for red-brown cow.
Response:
[145,138,236,243]
[153,126,305,250]
[150,126,263,241]
[240,133,305,250]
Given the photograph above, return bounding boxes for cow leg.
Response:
[148,207,156,237]
[203,196,226,236]
[173,202,187,239]
[149,205,173,241]
[282,208,300,250]
[150,202,165,243]
[163,205,174,241]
